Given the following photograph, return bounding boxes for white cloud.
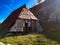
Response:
[26,0,37,9]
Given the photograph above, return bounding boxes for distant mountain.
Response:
[30,0,60,38]
[30,0,60,22]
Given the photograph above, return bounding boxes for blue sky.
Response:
[0,0,37,23]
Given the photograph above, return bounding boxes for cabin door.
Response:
[24,20,31,34]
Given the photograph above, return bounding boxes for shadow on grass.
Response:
[41,22,60,44]
[0,32,28,39]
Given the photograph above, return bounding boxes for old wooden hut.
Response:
[0,5,42,35]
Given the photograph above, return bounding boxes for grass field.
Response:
[0,33,60,45]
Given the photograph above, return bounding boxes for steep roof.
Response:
[0,5,26,35]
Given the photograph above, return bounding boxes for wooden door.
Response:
[24,21,31,34]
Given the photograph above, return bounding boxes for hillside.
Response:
[29,0,60,45]
[0,34,60,45]
[30,0,60,22]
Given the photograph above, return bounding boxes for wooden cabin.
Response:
[0,5,42,35]
[9,7,38,34]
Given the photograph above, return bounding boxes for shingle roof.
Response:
[19,8,38,20]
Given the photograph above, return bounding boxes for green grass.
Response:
[0,34,60,45]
